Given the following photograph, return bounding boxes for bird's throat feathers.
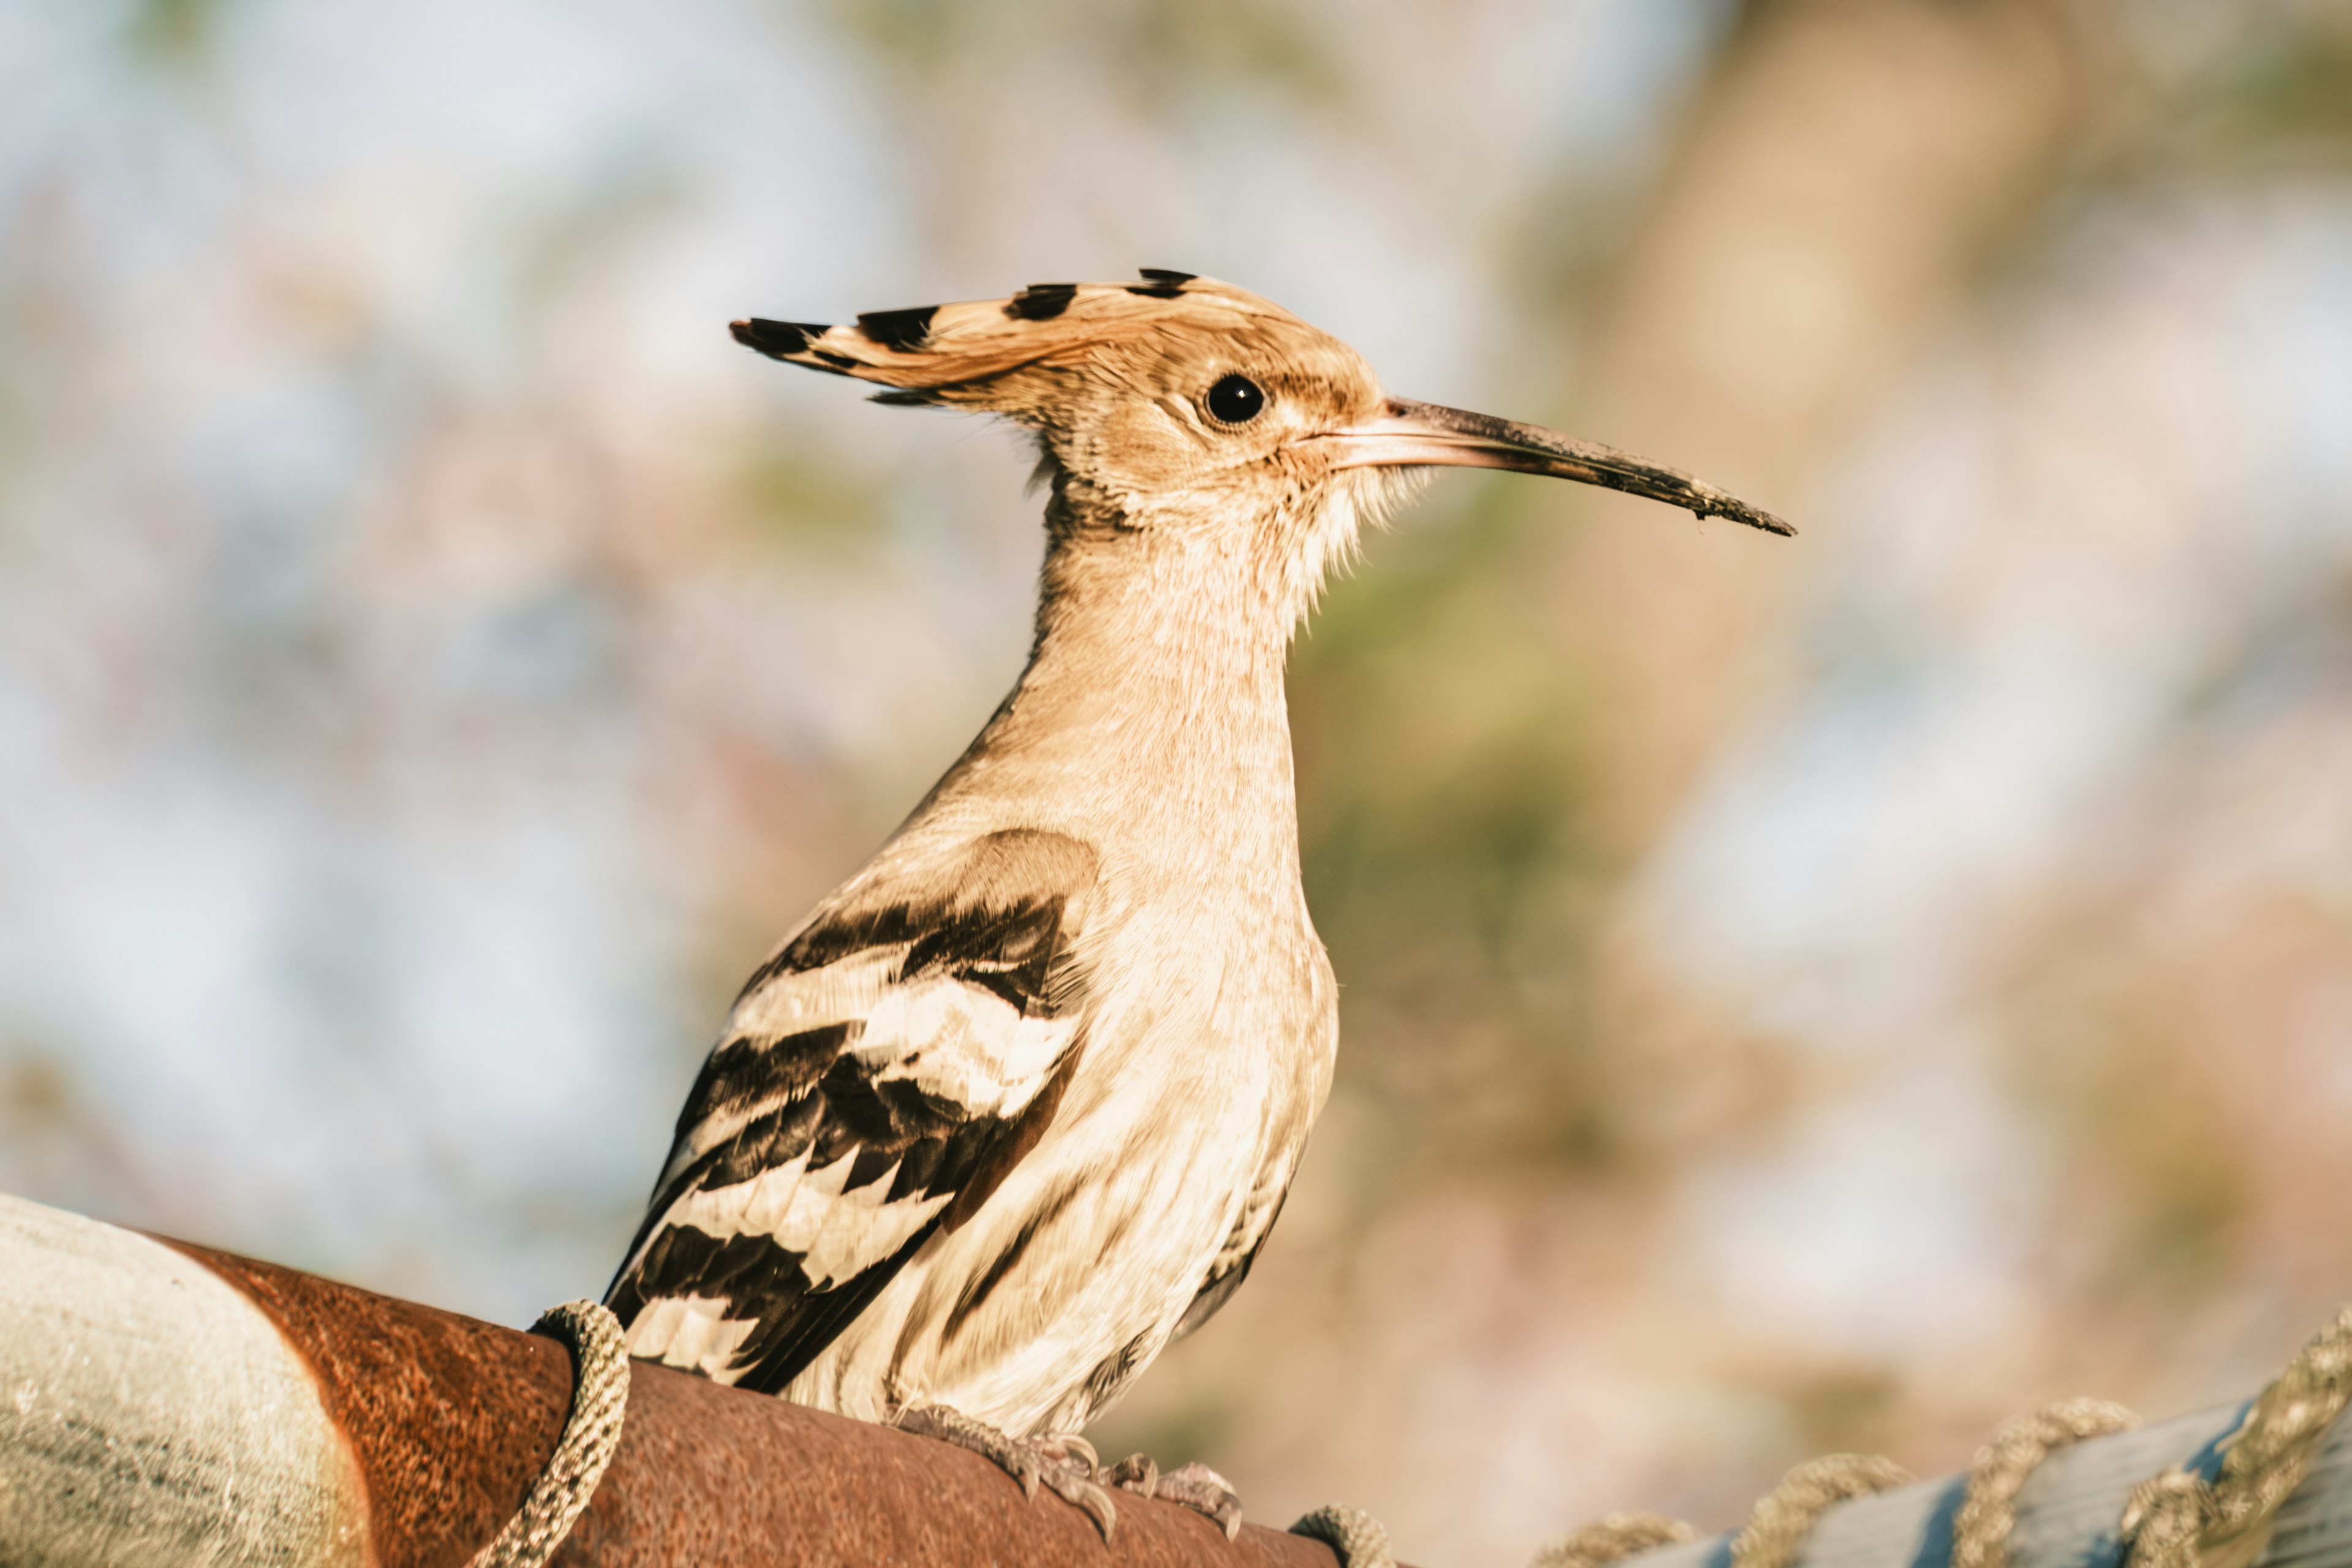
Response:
[1031,451,1427,671]
[921,454,1419,820]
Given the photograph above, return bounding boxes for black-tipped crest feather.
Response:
[1006,283,1078,321]
[732,318,828,358]
[856,305,938,352]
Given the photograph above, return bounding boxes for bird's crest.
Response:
[730,270,1298,409]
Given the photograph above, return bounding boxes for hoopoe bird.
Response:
[607,271,1789,1536]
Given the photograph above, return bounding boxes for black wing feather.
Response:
[606,827,1096,1394]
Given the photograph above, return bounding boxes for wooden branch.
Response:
[0,1193,1349,1567]
[11,1183,2350,1568]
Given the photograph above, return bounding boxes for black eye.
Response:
[1205,373,1265,425]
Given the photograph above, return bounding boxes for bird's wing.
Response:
[608,827,1098,1395]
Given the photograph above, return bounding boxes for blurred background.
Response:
[6,0,2352,1560]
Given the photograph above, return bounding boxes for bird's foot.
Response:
[1106,1452,1245,1540]
[895,1405,1120,1539]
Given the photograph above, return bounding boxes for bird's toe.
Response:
[1039,1463,1120,1540]
[1040,1432,1101,1476]
[1102,1452,1243,1539]
[1157,1460,1245,1540]
[1107,1452,1159,1494]
[895,1403,1044,1499]
[895,1404,1131,1536]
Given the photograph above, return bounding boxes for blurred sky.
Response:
[5,1,2352,1563]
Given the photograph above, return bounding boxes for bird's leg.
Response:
[1106,1452,1245,1540]
[894,1404,1120,1539]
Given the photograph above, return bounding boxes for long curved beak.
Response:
[1316,397,1793,537]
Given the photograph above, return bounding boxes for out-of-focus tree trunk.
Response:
[1548,0,2105,855]
[1292,0,2122,1172]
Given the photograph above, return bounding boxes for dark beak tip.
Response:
[1711,507,1797,538]
[1689,495,1795,537]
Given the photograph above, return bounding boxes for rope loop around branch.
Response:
[1523,1304,2352,1568]
[1950,1397,2140,1568]
[1730,1453,1915,1568]
[1533,1511,1698,1568]
[1292,1502,1399,1568]
[467,1298,632,1568]
[2123,1306,2352,1568]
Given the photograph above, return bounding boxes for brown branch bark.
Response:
[173,1239,1359,1568]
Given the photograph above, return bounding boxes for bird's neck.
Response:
[936,491,1307,851]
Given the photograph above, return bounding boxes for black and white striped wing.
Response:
[607,828,1097,1395]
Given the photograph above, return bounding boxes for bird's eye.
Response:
[1204,374,1265,425]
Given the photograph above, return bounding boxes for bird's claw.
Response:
[1163,1461,1245,1541]
[895,1405,1121,1539]
[1041,1433,1101,1475]
[1039,1461,1121,1540]
[896,1403,1044,1500]
[1035,1431,1119,1540]
[1108,1452,1243,1540]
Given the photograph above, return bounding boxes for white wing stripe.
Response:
[626,1295,761,1378]
[728,949,900,1038]
[662,1147,957,1289]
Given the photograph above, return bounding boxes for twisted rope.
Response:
[1518,1304,2352,1568]
[1950,1398,2139,1568]
[467,1299,631,1568]
[1731,1453,1915,1568]
[1522,1454,1909,1568]
[1293,1503,1398,1568]
[1534,1512,1698,1568]
[2122,1307,2352,1568]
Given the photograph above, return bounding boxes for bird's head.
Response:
[734,271,1788,628]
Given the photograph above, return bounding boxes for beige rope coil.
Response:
[467,1299,632,1568]
[1518,1303,2352,1568]
[2122,1307,2352,1568]
[1526,1457,1910,1568]
[1533,1512,1698,1568]
[1950,1398,2140,1568]
[1731,1454,1916,1568]
[1294,1502,1398,1568]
